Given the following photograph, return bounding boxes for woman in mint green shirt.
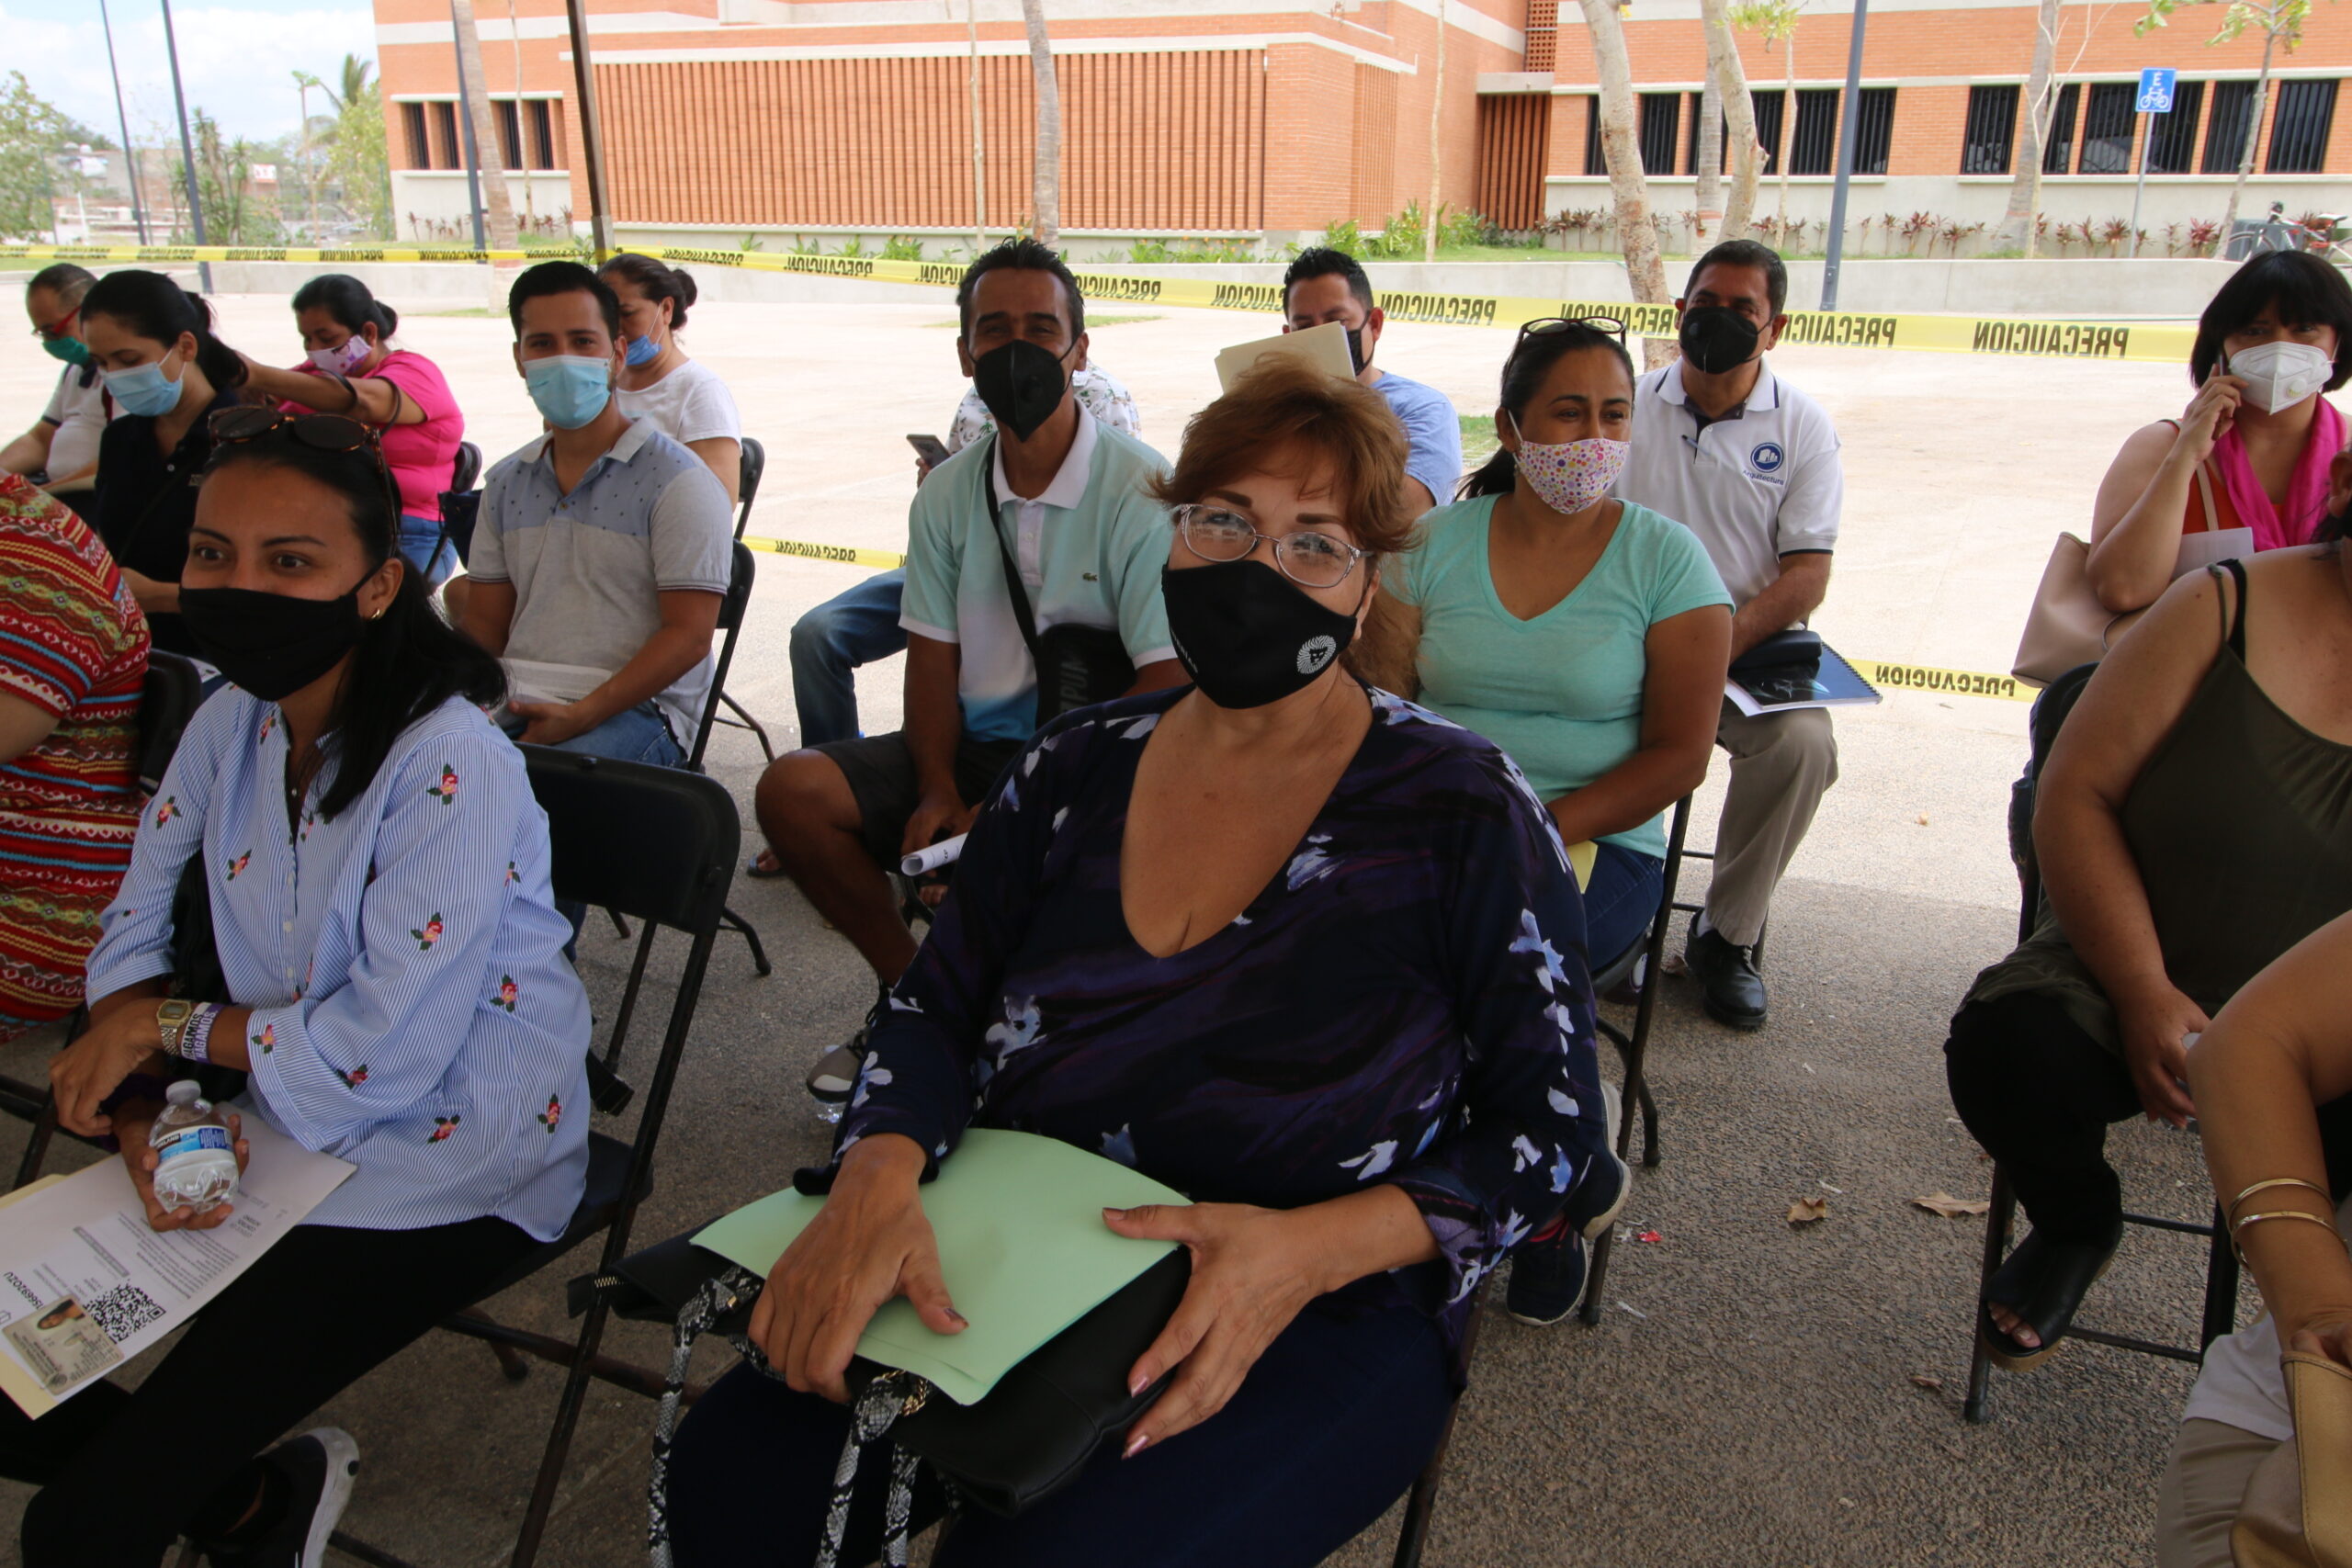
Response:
[1382,318,1732,972]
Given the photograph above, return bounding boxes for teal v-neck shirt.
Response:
[1391,494,1731,857]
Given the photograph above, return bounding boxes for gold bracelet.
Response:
[2232,1208,2342,1263]
[2229,1177,2335,1221]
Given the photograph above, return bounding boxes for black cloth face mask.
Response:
[1345,325,1371,374]
[1678,305,1762,375]
[1161,558,1361,710]
[970,339,1072,442]
[179,584,368,702]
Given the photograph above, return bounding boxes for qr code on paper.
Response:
[83,1283,164,1344]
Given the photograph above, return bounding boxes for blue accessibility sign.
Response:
[2137,68,2177,114]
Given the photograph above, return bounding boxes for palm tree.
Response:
[2138,0,2324,256]
[450,0,519,253]
[1021,0,1060,245]
[1701,0,1764,240]
[1576,0,1670,307]
[1728,0,1804,248]
[1996,0,2063,254]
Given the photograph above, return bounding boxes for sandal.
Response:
[1978,1222,2124,1371]
[743,851,787,880]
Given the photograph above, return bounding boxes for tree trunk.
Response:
[2217,25,2278,256]
[1695,73,1723,243]
[1426,0,1448,263]
[1703,0,1762,241]
[1996,0,2060,255]
[1776,40,1794,247]
[968,0,987,248]
[1577,0,1670,304]
[450,0,518,252]
[1021,0,1059,244]
[507,0,534,229]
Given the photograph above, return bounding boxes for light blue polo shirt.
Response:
[1373,370,1464,511]
[473,417,733,744]
[899,408,1176,743]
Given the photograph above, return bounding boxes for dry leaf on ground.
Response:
[1909,1373,1944,1391]
[1911,1192,1992,1218]
[1787,1196,1829,1224]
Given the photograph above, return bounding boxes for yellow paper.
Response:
[1566,840,1597,893]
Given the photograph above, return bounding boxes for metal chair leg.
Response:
[13,1096,59,1190]
[2199,1201,2241,1351]
[1390,1294,1485,1568]
[602,922,662,1074]
[716,693,775,763]
[722,905,774,976]
[1963,1166,2017,1424]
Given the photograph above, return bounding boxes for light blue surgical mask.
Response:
[623,332,662,367]
[523,354,612,429]
[103,347,186,419]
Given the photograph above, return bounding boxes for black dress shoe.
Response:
[1685,925,1767,1030]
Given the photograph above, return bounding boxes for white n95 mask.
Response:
[2226,340,2335,415]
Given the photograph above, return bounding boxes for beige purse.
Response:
[2233,1351,2352,1568]
[2011,464,2219,686]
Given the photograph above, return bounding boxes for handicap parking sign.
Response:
[2137,68,2177,114]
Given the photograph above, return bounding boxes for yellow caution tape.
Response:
[741,534,909,570]
[5,241,2195,365]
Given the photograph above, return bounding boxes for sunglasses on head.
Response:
[208,408,403,529]
[1512,314,1631,349]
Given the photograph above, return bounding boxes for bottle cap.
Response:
[164,1079,201,1106]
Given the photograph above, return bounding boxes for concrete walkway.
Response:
[0,288,2244,1565]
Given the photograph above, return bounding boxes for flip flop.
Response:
[1978,1223,2124,1371]
[742,852,787,879]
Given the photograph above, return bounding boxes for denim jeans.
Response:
[398,513,459,591]
[789,569,908,747]
[1583,840,1667,971]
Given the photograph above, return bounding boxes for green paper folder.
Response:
[694,1129,1191,1405]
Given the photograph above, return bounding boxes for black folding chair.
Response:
[322,749,739,1568]
[601,544,772,1073]
[709,437,775,763]
[1574,795,1693,1324]
[1961,662,2238,1421]
[8,650,207,1189]
[1386,1287,1489,1568]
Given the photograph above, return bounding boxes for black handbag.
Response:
[620,1229,1189,1566]
[985,441,1135,724]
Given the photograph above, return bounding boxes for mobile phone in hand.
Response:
[907,434,952,468]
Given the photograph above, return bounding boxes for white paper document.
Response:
[0,1118,352,1416]
[2172,526,2256,580]
[1214,321,1355,392]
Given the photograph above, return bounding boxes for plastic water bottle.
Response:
[149,1081,238,1214]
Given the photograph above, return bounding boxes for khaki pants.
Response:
[1705,703,1839,947]
[2156,1417,2279,1568]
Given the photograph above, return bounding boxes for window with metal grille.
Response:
[2205,80,2259,173]
[1752,90,1785,177]
[1524,0,1558,73]
[1585,95,1608,175]
[401,102,431,169]
[2042,83,2080,174]
[1791,88,1839,175]
[1853,87,1895,174]
[2145,80,2204,173]
[1683,92,1730,175]
[2267,78,2337,173]
[1638,92,1681,175]
[2077,81,2136,173]
[529,100,557,169]
[431,100,460,170]
[1962,84,2018,174]
[495,100,524,170]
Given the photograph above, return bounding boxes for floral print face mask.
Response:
[1508,412,1630,516]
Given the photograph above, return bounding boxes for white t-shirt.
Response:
[40,364,113,480]
[2182,1192,2352,1441]
[1614,358,1843,609]
[614,357,741,447]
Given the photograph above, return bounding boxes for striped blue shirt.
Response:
[86,691,592,1239]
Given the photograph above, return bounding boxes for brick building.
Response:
[371,0,2349,254]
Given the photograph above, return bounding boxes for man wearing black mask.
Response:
[754,239,1184,1100]
[1281,247,1463,516]
[1616,239,1844,1032]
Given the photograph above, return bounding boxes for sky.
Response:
[10,0,380,146]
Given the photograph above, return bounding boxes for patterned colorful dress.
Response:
[831,684,1612,1367]
[0,475,146,1039]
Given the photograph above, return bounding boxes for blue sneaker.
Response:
[1507,1089,1632,1327]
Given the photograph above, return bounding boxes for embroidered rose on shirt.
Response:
[223,850,252,881]
[494,976,517,1012]
[504,861,519,886]
[412,913,445,951]
[334,1064,369,1088]
[153,796,177,829]
[537,1094,562,1133]
[430,1115,460,1143]
[427,763,459,806]
[300,810,316,842]
[257,712,276,742]
[251,1022,275,1055]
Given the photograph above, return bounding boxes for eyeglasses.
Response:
[30,308,76,342]
[1172,503,1369,590]
[208,408,403,525]
[1513,314,1630,349]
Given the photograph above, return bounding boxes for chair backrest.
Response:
[2015,660,2099,940]
[135,651,205,797]
[521,748,739,937]
[685,542,756,769]
[450,440,483,495]
[734,436,764,540]
[435,489,481,568]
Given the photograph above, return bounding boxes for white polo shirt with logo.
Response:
[1615,357,1843,609]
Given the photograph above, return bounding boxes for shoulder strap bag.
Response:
[985,438,1136,725]
[2233,1349,2352,1567]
